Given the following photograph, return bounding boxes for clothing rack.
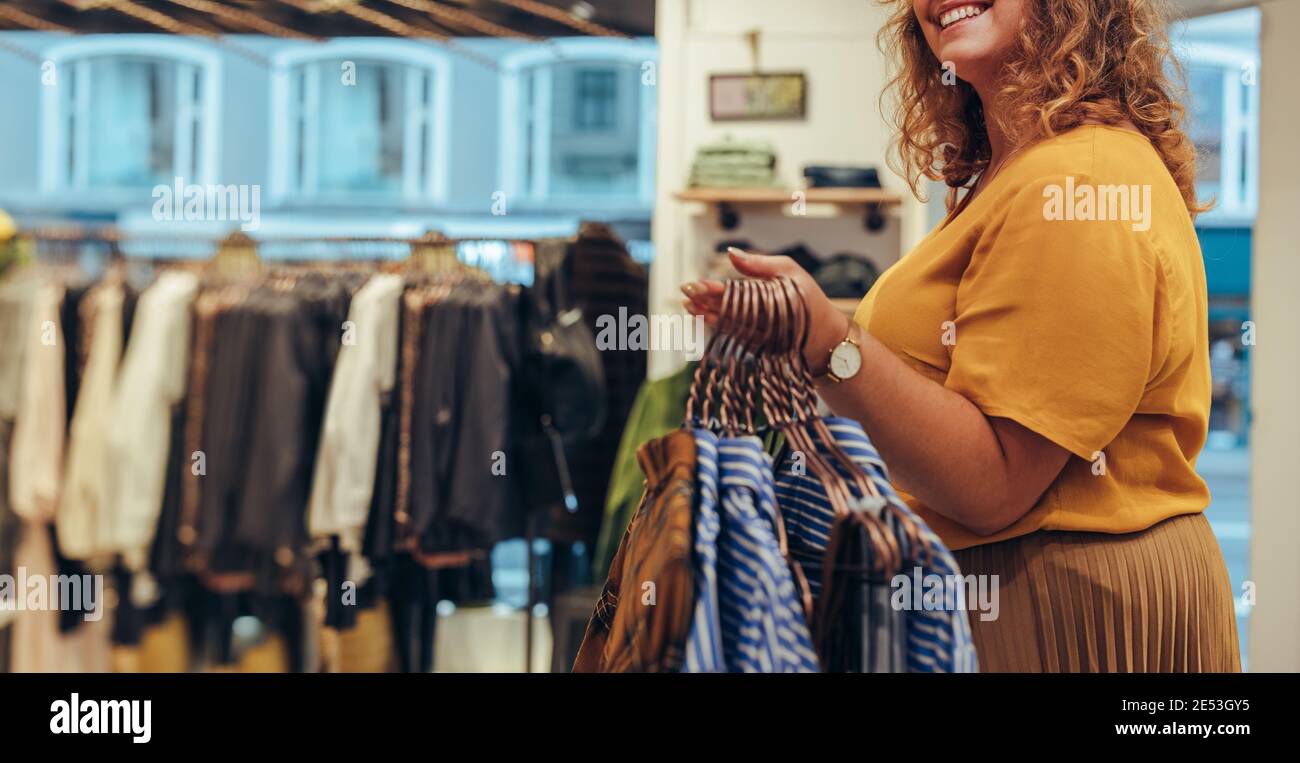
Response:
[17,224,562,673]
[22,226,541,263]
[24,225,547,244]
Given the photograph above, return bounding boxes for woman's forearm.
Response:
[815,328,1060,535]
[680,252,1068,534]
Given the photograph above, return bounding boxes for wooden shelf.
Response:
[675,186,901,232]
[675,187,902,205]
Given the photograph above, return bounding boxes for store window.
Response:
[41,38,217,193]
[1182,52,1259,221]
[501,40,656,207]
[272,42,449,201]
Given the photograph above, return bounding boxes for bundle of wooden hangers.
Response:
[686,275,932,668]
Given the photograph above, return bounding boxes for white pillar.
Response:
[1248,0,1300,672]
[648,0,693,379]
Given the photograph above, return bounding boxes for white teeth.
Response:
[939,4,984,29]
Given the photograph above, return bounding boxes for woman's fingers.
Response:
[727,247,796,278]
[681,280,723,318]
[681,279,724,298]
[681,284,720,312]
[683,294,720,319]
[681,296,705,315]
[681,298,719,327]
[679,252,851,367]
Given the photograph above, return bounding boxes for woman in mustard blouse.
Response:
[683,0,1239,672]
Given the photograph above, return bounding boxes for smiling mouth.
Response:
[938,3,988,30]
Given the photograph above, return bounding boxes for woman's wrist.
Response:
[806,309,854,375]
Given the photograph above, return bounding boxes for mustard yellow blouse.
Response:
[855,125,1212,551]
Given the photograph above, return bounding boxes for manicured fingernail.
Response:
[681,283,698,296]
[727,247,748,258]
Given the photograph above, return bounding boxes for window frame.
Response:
[573,67,620,132]
[39,35,221,200]
[1181,41,1260,226]
[498,38,656,210]
[269,40,452,205]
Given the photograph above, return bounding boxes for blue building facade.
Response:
[0,32,658,268]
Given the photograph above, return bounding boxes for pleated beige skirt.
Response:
[952,512,1241,672]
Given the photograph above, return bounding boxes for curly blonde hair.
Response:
[879,0,1207,215]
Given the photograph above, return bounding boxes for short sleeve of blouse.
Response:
[943,174,1163,459]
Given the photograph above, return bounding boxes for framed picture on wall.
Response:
[709,72,807,121]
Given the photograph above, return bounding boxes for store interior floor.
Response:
[428,606,552,673]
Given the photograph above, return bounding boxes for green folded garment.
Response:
[688,137,778,188]
[693,138,778,158]
[694,153,774,164]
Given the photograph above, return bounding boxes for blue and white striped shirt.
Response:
[684,430,724,672]
[685,430,819,673]
[773,417,978,673]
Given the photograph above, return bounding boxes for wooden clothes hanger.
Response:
[210,230,263,278]
[405,230,456,275]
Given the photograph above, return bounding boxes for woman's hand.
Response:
[681,247,851,374]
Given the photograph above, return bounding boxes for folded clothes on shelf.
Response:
[688,137,778,188]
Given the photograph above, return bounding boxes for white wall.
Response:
[1248,0,1300,673]
[650,0,925,377]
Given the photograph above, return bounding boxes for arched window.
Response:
[271,41,450,202]
[40,36,220,193]
[500,39,656,208]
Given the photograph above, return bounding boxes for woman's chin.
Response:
[934,46,998,86]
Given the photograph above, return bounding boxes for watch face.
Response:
[830,341,862,380]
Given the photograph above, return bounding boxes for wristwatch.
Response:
[817,324,863,383]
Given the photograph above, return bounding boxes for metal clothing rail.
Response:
[22,226,542,246]
[22,227,543,271]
